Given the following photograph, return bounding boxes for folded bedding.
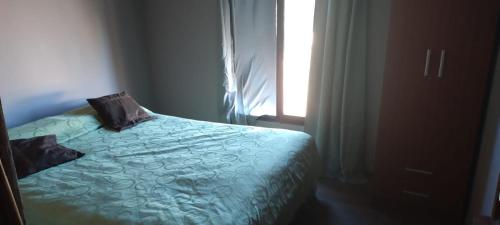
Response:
[11,107,320,225]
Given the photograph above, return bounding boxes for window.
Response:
[277,0,316,120]
[219,0,315,123]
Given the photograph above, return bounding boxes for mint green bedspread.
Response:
[8,107,320,225]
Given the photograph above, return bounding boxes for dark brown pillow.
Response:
[10,135,84,179]
[87,92,154,131]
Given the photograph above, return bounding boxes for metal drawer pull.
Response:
[438,49,446,78]
[424,48,431,77]
[402,190,430,199]
[405,167,433,175]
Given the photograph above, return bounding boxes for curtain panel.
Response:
[305,0,368,182]
[219,0,277,124]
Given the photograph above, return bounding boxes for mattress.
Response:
[8,107,320,225]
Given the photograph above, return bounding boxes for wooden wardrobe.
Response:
[374,0,499,224]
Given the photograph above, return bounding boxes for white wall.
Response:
[0,0,151,128]
[145,0,224,123]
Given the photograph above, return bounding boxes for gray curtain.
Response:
[219,0,277,124]
[305,0,368,182]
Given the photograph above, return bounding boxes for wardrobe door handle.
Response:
[405,167,433,175]
[402,190,430,199]
[438,50,446,78]
[424,49,431,77]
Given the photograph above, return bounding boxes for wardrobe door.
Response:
[376,0,499,223]
[426,0,500,218]
[375,0,441,205]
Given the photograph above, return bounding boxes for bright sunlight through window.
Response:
[282,0,315,117]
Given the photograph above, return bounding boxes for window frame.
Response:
[275,0,306,125]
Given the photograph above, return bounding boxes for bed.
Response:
[8,106,320,225]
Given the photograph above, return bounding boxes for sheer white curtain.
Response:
[219,0,277,124]
[305,0,368,182]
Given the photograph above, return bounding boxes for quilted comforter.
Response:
[8,106,320,225]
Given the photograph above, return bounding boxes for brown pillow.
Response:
[87,92,154,131]
[10,135,84,179]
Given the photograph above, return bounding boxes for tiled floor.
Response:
[290,179,449,225]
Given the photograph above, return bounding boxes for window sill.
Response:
[257,115,305,126]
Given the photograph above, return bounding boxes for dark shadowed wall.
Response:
[145,0,224,123]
